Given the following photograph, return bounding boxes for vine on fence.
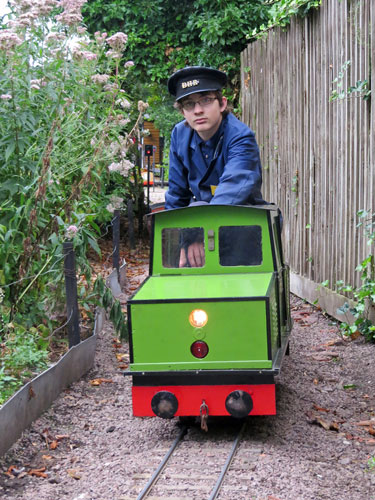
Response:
[246,0,322,40]
[330,60,371,102]
[323,210,375,343]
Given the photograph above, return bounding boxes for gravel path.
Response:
[0,295,374,500]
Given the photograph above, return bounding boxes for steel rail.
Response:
[136,425,188,500]
[208,421,247,500]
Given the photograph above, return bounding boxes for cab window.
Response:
[162,228,205,268]
[219,226,262,266]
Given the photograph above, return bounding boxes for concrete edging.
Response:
[0,307,105,457]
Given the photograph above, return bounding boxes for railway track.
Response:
[123,419,262,500]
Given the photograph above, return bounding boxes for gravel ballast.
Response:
[0,295,374,500]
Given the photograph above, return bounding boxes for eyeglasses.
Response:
[181,96,217,111]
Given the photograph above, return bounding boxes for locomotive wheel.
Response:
[225,390,253,419]
[151,391,178,419]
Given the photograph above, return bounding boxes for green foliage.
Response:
[82,0,270,116]
[368,455,375,470]
[247,0,322,39]
[83,0,322,134]
[0,326,49,405]
[330,61,371,102]
[0,1,146,404]
[83,0,269,82]
[93,276,128,340]
[332,210,375,342]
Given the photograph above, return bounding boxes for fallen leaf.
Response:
[56,434,69,440]
[119,364,128,370]
[350,330,361,340]
[49,440,59,450]
[28,386,36,400]
[67,468,81,480]
[310,416,339,431]
[115,353,126,361]
[6,466,17,478]
[369,426,375,436]
[28,467,48,478]
[42,455,52,460]
[90,378,113,386]
[313,378,319,385]
[313,404,330,413]
[311,354,333,362]
[355,420,375,427]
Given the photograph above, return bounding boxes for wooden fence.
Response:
[241,0,375,319]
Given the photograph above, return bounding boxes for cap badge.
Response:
[181,79,199,89]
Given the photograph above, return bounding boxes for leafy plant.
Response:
[0,0,148,404]
[332,210,375,342]
[330,60,371,102]
[0,325,49,405]
[368,455,375,471]
[247,0,322,40]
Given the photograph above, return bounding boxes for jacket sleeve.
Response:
[165,127,191,209]
[210,130,265,206]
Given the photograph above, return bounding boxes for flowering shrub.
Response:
[0,0,147,399]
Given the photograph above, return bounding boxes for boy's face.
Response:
[180,92,227,141]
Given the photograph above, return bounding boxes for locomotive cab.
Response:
[125,204,292,419]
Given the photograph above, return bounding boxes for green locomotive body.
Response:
[126,204,292,419]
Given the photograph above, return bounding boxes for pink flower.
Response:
[1,94,12,100]
[0,30,23,52]
[124,60,134,68]
[91,74,110,85]
[106,32,128,52]
[66,225,78,239]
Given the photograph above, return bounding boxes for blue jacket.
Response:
[165,113,266,209]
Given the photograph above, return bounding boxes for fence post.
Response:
[63,242,80,347]
[112,209,120,275]
[127,200,135,250]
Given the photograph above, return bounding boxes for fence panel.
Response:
[241,0,374,319]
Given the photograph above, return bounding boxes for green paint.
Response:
[129,204,291,375]
[132,273,273,302]
[130,300,270,371]
[152,205,275,275]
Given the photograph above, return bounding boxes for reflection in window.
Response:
[219,226,262,266]
[162,228,205,268]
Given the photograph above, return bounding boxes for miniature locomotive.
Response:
[124,204,292,420]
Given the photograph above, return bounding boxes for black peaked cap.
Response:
[168,66,227,101]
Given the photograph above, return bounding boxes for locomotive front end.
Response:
[125,205,291,420]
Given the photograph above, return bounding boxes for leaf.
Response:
[350,330,361,340]
[90,378,113,386]
[355,420,375,426]
[343,384,357,390]
[310,416,339,432]
[67,468,81,480]
[5,141,16,161]
[49,440,59,450]
[313,404,330,413]
[28,467,48,478]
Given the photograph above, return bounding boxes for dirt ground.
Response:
[0,267,374,500]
